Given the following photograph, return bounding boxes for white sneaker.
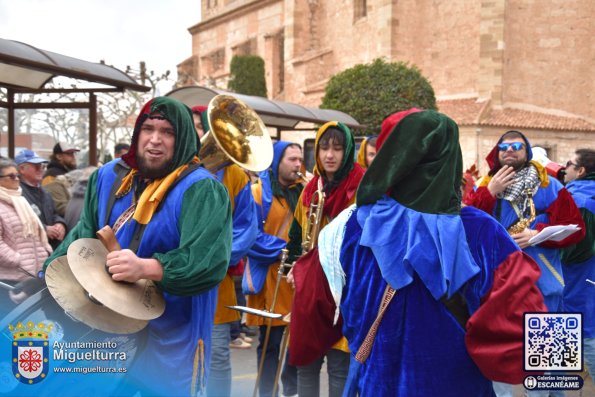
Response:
[240,333,253,343]
[229,337,251,349]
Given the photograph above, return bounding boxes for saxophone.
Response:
[301,189,325,253]
[507,189,536,235]
[256,185,324,397]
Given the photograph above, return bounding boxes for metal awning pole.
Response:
[89,92,97,166]
[7,89,15,159]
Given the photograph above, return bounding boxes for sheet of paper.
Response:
[528,224,581,246]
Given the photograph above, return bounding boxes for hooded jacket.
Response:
[312,110,546,396]
[464,130,584,311]
[286,122,365,261]
[562,173,595,338]
[355,135,377,169]
[43,97,233,396]
[287,122,364,365]
[244,142,304,326]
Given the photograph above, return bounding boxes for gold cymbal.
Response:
[45,256,148,334]
[67,238,165,321]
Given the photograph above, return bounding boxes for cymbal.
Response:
[45,256,148,334]
[67,238,165,321]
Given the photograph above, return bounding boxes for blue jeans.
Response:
[584,337,595,380]
[230,320,241,340]
[297,349,349,397]
[257,325,297,397]
[492,381,514,397]
[207,323,232,397]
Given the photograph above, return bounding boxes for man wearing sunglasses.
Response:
[465,130,585,396]
[561,148,595,381]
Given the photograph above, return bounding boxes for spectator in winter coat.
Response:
[0,159,52,315]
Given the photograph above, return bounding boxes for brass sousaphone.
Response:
[166,88,274,173]
[201,94,273,172]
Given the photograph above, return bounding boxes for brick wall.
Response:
[503,0,595,120]
[188,0,594,119]
[184,0,594,164]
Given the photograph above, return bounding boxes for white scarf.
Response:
[0,186,49,247]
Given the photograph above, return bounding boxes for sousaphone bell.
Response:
[200,94,273,173]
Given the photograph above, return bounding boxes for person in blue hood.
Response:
[465,130,586,397]
[562,148,595,380]
[244,141,304,397]
[466,130,585,311]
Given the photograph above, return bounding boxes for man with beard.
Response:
[42,141,80,185]
[244,141,304,397]
[465,130,585,397]
[43,97,233,397]
[465,130,584,311]
[42,142,80,216]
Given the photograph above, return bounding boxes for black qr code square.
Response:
[524,313,582,371]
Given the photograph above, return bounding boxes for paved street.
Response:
[228,330,329,397]
[227,333,594,397]
[228,343,257,397]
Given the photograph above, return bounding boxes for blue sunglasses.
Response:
[498,142,525,151]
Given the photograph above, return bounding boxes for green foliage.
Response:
[321,58,437,136]
[228,55,267,97]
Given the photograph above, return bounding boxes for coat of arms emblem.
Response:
[9,321,52,385]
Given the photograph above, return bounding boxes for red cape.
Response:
[288,248,343,366]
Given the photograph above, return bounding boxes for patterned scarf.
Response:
[0,186,49,247]
[498,163,540,213]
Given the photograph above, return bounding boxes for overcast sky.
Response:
[0,0,201,76]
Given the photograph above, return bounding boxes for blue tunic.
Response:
[319,198,540,396]
[494,176,566,311]
[93,161,227,396]
[563,178,595,338]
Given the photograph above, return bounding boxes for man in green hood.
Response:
[43,96,233,397]
[310,109,546,396]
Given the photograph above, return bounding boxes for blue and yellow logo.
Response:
[9,321,52,385]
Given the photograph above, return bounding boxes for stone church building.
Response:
[177,0,594,171]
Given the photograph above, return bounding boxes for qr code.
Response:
[524,313,582,371]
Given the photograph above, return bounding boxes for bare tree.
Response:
[0,61,174,163]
